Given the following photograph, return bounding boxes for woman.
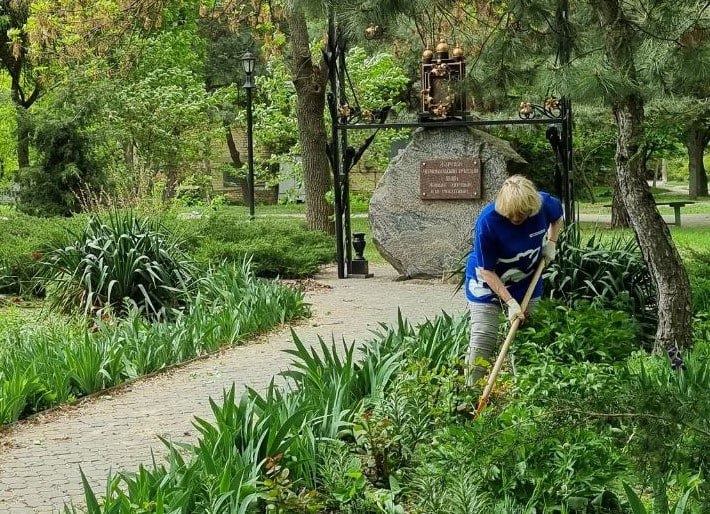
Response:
[464,174,563,385]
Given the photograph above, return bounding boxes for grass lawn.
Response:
[0,300,53,356]
[580,199,710,216]
[666,227,710,255]
[573,223,710,260]
[240,200,709,267]
[578,185,710,215]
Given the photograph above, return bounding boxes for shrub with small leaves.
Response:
[516,300,640,365]
[191,211,334,278]
[0,211,86,295]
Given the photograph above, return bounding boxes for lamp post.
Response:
[242,51,256,219]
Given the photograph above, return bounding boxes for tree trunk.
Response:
[162,162,178,202]
[124,140,135,171]
[614,97,692,352]
[661,159,667,182]
[611,176,630,228]
[687,123,709,198]
[592,0,692,352]
[225,123,243,170]
[16,111,30,169]
[287,5,333,234]
[7,65,39,170]
[1,6,40,171]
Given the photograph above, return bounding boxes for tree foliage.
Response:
[16,116,104,216]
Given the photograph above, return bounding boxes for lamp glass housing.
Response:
[241,52,256,75]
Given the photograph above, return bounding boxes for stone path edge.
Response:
[0,315,314,440]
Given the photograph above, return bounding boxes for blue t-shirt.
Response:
[465,192,563,304]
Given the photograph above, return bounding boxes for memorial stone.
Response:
[369,126,527,279]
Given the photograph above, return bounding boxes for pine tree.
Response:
[358,0,697,351]
[579,0,698,351]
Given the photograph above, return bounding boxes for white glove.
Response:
[542,241,557,265]
[505,298,524,323]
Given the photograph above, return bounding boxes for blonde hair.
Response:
[494,175,542,218]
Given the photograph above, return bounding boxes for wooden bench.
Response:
[604,201,695,226]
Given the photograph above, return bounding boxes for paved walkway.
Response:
[0,264,465,513]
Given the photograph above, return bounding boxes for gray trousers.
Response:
[466,299,539,387]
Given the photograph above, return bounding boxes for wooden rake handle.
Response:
[475,258,546,416]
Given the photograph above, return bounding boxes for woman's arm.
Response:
[479,269,513,303]
[547,216,564,243]
[479,269,524,320]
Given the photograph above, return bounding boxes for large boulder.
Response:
[369,127,527,279]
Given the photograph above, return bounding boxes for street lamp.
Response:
[242,51,256,219]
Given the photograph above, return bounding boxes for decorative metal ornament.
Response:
[518,98,563,119]
[338,103,352,121]
[337,102,391,125]
[364,23,384,40]
[419,39,468,121]
[422,45,434,61]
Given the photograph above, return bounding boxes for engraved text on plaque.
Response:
[420,158,481,200]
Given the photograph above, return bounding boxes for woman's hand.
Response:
[505,298,524,322]
[542,240,557,265]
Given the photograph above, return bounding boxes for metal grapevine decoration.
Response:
[518,97,563,119]
[337,103,390,125]
[364,23,384,40]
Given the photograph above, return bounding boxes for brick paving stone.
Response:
[0,264,465,513]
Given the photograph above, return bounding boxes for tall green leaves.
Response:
[0,261,308,425]
[544,225,657,343]
[41,211,196,319]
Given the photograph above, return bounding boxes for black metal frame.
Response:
[324,20,575,279]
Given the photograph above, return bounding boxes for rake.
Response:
[474,258,546,417]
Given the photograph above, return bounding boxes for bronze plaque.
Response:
[420,158,481,200]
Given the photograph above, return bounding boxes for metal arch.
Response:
[326,24,576,279]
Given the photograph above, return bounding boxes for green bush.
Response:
[412,417,627,513]
[0,207,336,296]
[191,211,334,278]
[16,119,106,217]
[665,157,689,182]
[544,225,657,345]
[620,343,710,509]
[516,300,639,365]
[40,211,196,319]
[0,210,86,295]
